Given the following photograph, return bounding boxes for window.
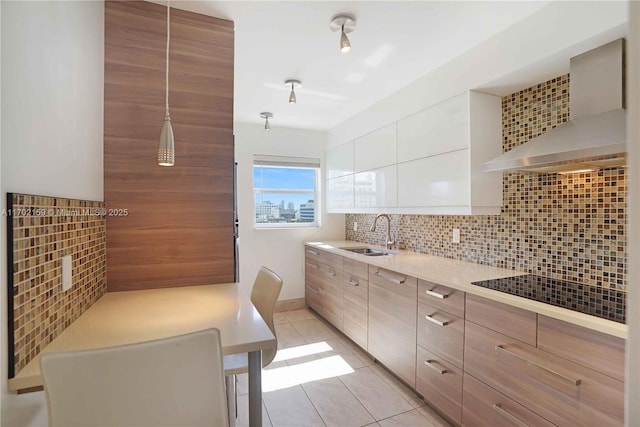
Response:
[253,155,320,228]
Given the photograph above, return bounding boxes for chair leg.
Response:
[225,375,237,427]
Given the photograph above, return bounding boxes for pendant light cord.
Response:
[165,2,170,116]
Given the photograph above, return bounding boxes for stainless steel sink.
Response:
[340,247,392,256]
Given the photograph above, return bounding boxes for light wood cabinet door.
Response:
[416,346,462,425]
[462,373,555,427]
[464,321,624,426]
[466,293,537,346]
[417,302,464,368]
[304,247,343,331]
[368,266,417,387]
[343,267,368,351]
[538,315,625,382]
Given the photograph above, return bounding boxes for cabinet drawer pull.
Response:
[306,249,320,255]
[323,269,337,277]
[495,345,581,386]
[492,404,529,427]
[374,271,406,285]
[424,360,447,375]
[424,314,449,327]
[346,278,359,287]
[426,289,449,299]
[306,263,319,269]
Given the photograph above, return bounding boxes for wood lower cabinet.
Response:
[464,320,623,426]
[417,302,464,369]
[368,266,417,387]
[304,248,343,330]
[462,373,555,427]
[466,293,537,346]
[416,346,462,425]
[342,258,369,350]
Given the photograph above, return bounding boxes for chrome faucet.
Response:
[370,213,395,250]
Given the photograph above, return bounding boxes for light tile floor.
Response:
[235,308,453,427]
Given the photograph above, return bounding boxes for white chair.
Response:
[224,266,283,423]
[40,328,229,427]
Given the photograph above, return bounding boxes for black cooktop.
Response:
[471,274,626,323]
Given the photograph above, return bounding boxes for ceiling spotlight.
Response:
[285,79,301,104]
[260,112,273,130]
[330,14,356,53]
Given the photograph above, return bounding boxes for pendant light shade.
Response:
[260,112,273,130]
[158,115,175,165]
[340,26,351,53]
[330,14,356,53]
[158,2,175,166]
[285,79,301,104]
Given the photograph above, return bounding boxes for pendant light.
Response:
[260,112,273,130]
[158,1,175,166]
[285,79,301,104]
[330,14,356,53]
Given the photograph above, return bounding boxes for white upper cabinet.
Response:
[326,141,354,179]
[354,124,397,172]
[397,93,469,162]
[354,165,397,208]
[325,90,502,215]
[326,174,354,210]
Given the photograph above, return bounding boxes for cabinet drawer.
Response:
[538,315,625,382]
[466,294,536,346]
[418,280,465,318]
[464,321,624,426]
[305,281,324,314]
[318,262,343,289]
[462,373,555,427]
[417,302,464,368]
[305,246,343,266]
[416,346,462,425]
[343,277,368,350]
[344,258,369,282]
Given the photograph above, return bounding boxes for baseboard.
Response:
[275,298,306,312]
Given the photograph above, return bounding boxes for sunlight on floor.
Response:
[272,341,334,363]
[263,354,355,392]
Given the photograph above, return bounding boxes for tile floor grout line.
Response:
[335,368,379,425]
[375,407,436,427]
[298,381,330,427]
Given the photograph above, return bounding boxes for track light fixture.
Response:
[330,14,356,53]
[285,79,301,104]
[260,112,273,130]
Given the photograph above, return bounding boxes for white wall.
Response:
[0,2,104,426]
[328,1,627,148]
[626,2,639,425]
[234,123,344,301]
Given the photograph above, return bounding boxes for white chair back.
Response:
[250,266,283,366]
[41,328,229,427]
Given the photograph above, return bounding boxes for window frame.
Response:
[253,155,321,229]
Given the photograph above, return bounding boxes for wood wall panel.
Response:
[104,1,234,292]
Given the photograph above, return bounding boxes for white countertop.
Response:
[9,283,276,392]
[306,240,627,339]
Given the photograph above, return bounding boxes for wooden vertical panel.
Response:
[104,1,234,291]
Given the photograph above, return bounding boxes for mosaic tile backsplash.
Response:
[7,194,107,377]
[346,75,627,291]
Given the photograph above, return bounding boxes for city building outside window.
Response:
[253,155,320,228]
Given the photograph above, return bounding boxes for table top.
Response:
[9,283,276,391]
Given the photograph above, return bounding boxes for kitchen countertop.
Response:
[8,283,275,392]
[306,240,627,339]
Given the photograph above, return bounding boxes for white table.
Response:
[9,283,276,427]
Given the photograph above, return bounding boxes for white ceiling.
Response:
[164,1,553,131]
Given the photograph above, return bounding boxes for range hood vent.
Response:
[485,39,626,174]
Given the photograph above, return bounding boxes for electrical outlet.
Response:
[452,228,461,244]
[61,255,72,291]
[353,221,358,231]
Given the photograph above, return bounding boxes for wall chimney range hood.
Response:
[484,39,626,174]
